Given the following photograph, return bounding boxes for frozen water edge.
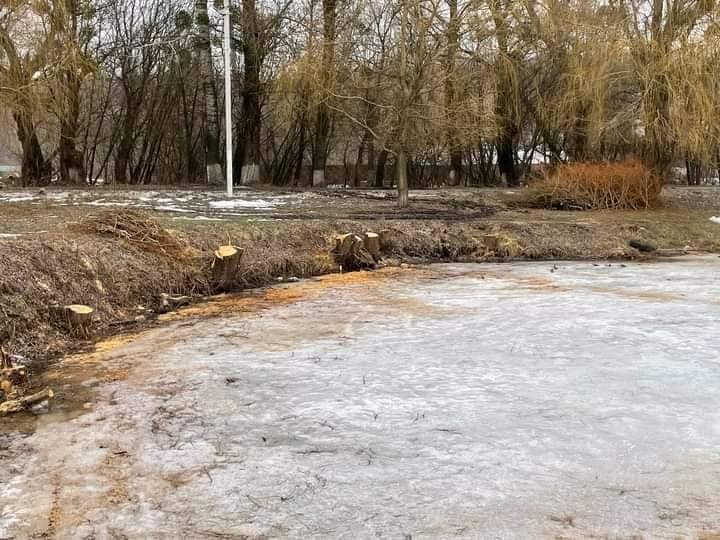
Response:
[2,257,720,538]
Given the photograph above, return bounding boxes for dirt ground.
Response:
[0,184,719,383]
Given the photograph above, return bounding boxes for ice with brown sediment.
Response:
[1,257,720,538]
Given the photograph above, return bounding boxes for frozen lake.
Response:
[2,257,720,538]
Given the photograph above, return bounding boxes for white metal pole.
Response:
[223,3,233,197]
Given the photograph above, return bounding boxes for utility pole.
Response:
[223,1,234,197]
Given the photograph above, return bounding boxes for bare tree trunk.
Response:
[353,131,369,187]
[13,111,49,186]
[240,0,261,185]
[497,136,517,187]
[195,0,223,186]
[366,139,376,187]
[397,150,409,208]
[375,148,388,188]
[312,0,337,187]
[490,0,519,187]
[59,73,85,184]
[294,121,306,185]
[445,0,462,186]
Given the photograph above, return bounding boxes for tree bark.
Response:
[490,0,519,187]
[397,150,409,208]
[375,148,388,188]
[240,0,261,185]
[195,0,223,185]
[13,112,49,186]
[312,0,337,187]
[445,0,462,186]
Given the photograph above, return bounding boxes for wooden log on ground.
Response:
[159,293,192,313]
[363,232,381,260]
[212,245,243,290]
[0,388,54,416]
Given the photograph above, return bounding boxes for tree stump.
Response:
[65,305,94,337]
[363,232,381,260]
[332,234,376,271]
[212,245,243,291]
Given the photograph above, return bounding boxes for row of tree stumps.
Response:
[332,232,383,271]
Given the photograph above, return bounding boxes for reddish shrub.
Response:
[528,160,663,210]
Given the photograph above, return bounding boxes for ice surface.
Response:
[2,257,720,538]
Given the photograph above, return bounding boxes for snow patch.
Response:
[153,205,194,213]
[209,199,275,210]
[172,215,223,221]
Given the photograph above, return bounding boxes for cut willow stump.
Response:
[332,234,376,271]
[66,305,94,337]
[363,232,381,260]
[0,388,54,416]
[50,304,94,337]
[212,245,243,291]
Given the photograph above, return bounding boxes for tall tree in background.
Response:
[195,0,223,185]
[45,0,93,184]
[312,0,337,187]
[444,0,462,185]
[489,0,519,186]
[238,0,261,185]
[0,3,50,184]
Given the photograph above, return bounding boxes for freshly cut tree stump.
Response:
[49,304,94,337]
[0,388,54,416]
[65,305,94,337]
[332,234,376,271]
[363,232,381,260]
[212,245,243,291]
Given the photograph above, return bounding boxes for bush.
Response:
[527,160,663,210]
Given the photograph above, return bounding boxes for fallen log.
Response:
[212,245,243,291]
[0,388,54,416]
[159,293,192,313]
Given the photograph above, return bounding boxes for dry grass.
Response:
[74,210,191,258]
[2,205,718,372]
[526,160,664,210]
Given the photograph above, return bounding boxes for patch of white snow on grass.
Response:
[153,205,194,213]
[209,199,275,210]
[172,215,223,221]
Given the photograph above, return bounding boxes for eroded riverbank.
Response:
[2,257,720,538]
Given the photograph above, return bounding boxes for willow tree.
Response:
[41,0,96,184]
[0,2,51,184]
[311,0,338,187]
[625,0,718,176]
[444,0,462,185]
